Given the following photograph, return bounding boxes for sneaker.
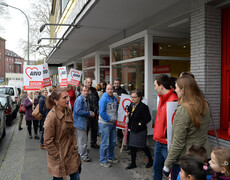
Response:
[29,135,32,139]
[108,157,119,164]
[18,127,23,131]
[82,156,91,162]
[100,162,111,168]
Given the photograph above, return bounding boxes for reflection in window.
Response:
[83,68,95,81]
[100,55,110,66]
[112,61,144,95]
[112,38,144,62]
[83,56,95,68]
[100,68,110,83]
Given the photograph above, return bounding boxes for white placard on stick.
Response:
[58,66,67,87]
[67,69,82,87]
[23,65,43,91]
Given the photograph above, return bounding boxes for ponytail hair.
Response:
[46,87,67,109]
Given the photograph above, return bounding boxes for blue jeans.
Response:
[53,172,80,180]
[153,141,168,180]
[40,118,45,145]
[99,123,116,164]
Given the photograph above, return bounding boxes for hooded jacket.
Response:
[153,89,178,144]
[99,92,118,125]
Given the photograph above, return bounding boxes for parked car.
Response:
[0,95,17,126]
[0,85,20,109]
[0,102,6,140]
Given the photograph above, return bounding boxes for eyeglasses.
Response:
[131,96,138,99]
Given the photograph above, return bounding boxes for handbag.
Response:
[19,104,26,113]
[32,104,43,120]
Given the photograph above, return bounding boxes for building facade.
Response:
[44,0,230,147]
[5,49,24,74]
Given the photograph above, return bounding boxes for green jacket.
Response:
[164,104,212,169]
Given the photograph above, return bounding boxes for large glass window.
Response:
[152,37,190,77]
[153,37,190,57]
[112,61,144,94]
[112,38,144,62]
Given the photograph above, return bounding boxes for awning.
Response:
[46,0,190,65]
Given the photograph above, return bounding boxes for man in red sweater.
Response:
[153,74,178,180]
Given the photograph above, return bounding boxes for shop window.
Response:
[112,61,144,94]
[112,38,144,62]
[152,37,190,77]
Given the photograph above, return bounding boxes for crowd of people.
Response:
[17,74,230,180]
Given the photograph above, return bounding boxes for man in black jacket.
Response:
[85,78,100,149]
[114,78,128,96]
[113,78,128,147]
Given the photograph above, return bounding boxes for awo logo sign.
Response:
[71,71,80,78]
[25,67,42,79]
[59,68,66,77]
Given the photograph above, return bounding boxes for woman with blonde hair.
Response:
[44,88,81,180]
[163,75,212,180]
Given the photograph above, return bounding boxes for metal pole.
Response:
[0,2,30,64]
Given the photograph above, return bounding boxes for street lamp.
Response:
[0,2,30,64]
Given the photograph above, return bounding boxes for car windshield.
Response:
[0,87,14,96]
[0,97,7,106]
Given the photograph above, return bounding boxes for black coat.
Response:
[128,102,151,133]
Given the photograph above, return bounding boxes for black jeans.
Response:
[26,120,39,136]
[130,146,153,166]
[87,116,98,145]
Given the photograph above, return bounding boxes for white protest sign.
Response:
[67,69,82,87]
[116,94,148,130]
[166,101,178,150]
[43,63,51,87]
[23,65,43,91]
[116,94,132,129]
[58,66,67,87]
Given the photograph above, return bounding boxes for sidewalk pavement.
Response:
[0,117,156,180]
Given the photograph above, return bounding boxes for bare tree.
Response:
[0,0,10,33]
[20,0,52,62]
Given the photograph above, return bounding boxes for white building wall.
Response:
[190,0,221,130]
